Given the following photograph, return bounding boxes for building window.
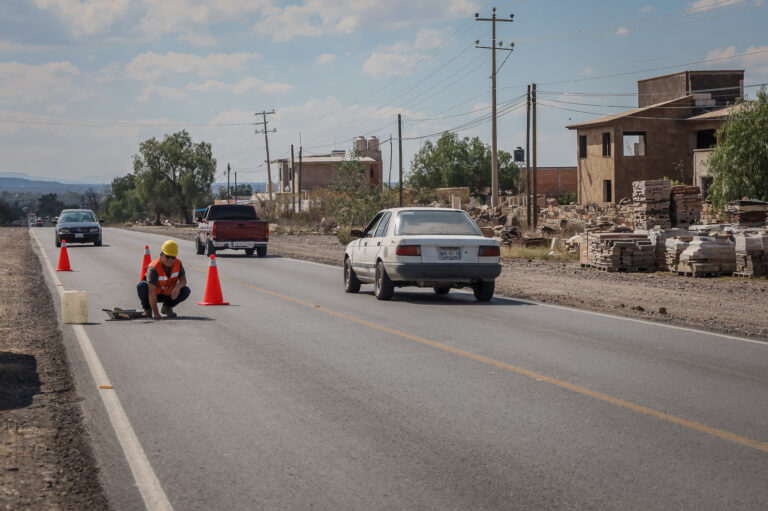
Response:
[579,135,587,159]
[603,180,612,203]
[697,129,717,149]
[623,131,646,156]
[602,132,611,157]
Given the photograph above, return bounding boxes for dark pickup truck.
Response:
[196,204,269,257]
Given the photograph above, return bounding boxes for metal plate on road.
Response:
[439,247,460,260]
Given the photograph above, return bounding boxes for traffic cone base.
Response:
[139,245,151,282]
[56,240,72,271]
[198,255,229,306]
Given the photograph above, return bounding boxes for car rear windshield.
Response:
[394,210,482,236]
[207,205,258,221]
[59,211,97,223]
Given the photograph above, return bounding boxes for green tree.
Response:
[0,199,23,225]
[708,87,768,207]
[407,132,520,197]
[101,174,144,223]
[328,150,385,226]
[37,193,65,217]
[133,130,216,223]
[217,183,253,200]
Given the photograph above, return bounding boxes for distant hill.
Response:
[0,176,108,195]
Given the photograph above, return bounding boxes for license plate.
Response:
[439,248,460,260]
[75,233,84,239]
[233,241,250,248]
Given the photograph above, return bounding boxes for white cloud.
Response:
[179,31,219,47]
[362,53,427,78]
[125,51,261,81]
[186,77,293,94]
[0,61,91,105]
[137,84,188,102]
[639,5,654,13]
[581,67,594,76]
[706,45,768,75]
[254,0,477,42]
[689,0,744,11]
[33,0,133,36]
[617,26,629,36]
[315,53,336,65]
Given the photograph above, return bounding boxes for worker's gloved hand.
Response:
[171,287,180,300]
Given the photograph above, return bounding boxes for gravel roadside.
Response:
[1,227,108,510]
[127,226,768,341]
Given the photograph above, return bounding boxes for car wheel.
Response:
[256,246,267,257]
[374,261,394,301]
[433,286,450,295]
[205,240,216,257]
[195,236,205,255]
[344,258,361,293]
[473,280,495,302]
[55,236,61,248]
[94,237,102,247]
[245,248,255,256]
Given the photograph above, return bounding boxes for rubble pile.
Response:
[664,237,693,272]
[677,236,736,276]
[632,180,671,231]
[724,200,768,226]
[734,234,768,277]
[584,233,654,272]
[670,185,702,228]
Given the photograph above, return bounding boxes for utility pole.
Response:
[298,145,303,212]
[290,144,295,213]
[234,171,237,204]
[475,7,514,208]
[227,163,231,204]
[532,83,538,229]
[526,85,531,228]
[398,114,403,207]
[254,110,276,200]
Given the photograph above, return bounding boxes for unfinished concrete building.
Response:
[567,70,744,204]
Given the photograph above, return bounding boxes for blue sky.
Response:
[1,0,766,185]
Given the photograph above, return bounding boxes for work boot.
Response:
[161,304,177,318]
[142,309,152,318]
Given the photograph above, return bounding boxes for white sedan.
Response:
[343,207,502,301]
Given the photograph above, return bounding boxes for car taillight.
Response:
[265,224,269,237]
[212,223,217,238]
[479,246,500,257]
[396,245,421,256]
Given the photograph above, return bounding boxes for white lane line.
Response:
[31,229,173,511]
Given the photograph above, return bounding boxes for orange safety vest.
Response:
[149,257,181,296]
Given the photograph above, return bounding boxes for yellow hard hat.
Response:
[161,240,178,257]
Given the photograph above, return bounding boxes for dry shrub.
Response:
[501,246,578,261]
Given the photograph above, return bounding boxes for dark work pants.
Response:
[137,281,191,310]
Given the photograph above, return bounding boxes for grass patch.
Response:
[501,246,579,261]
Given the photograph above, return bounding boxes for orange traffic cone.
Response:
[138,245,151,282]
[56,240,72,272]
[197,255,229,306]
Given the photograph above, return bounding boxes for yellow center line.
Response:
[203,270,768,455]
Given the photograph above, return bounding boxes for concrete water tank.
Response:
[354,136,367,153]
[367,136,379,152]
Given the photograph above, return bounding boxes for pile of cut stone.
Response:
[647,228,690,269]
[734,233,768,277]
[677,236,736,276]
[724,200,768,226]
[633,180,671,231]
[664,236,693,271]
[583,232,654,272]
[670,185,702,227]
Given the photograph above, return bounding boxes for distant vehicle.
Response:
[35,220,45,227]
[28,217,36,227]
[344,207,502,301]
[196,204,269,257]
[55,209,103,247]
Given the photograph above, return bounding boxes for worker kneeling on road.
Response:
[137,240,190,319]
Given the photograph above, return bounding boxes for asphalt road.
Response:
[31,227,768,510]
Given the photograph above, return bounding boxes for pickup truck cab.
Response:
[196,204,269,257]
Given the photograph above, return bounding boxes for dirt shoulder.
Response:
[126,225,768,341]
[1,227,108,510]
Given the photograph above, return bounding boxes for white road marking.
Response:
[31,229,173,511]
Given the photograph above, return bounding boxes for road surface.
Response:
[31,227,768,510]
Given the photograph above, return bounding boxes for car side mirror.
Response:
[350,229,364,238]
[99,219,104,223]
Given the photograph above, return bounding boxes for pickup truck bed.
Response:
[196,204,269,257]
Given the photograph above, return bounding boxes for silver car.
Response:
[55,209,102,247]
[344,207,502,301]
